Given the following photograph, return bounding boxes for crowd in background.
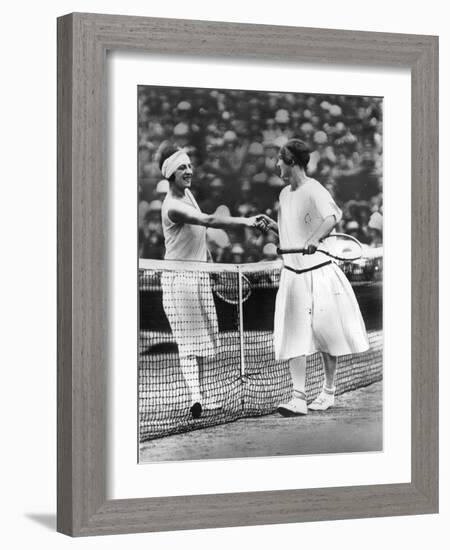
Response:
[138,86,383,265]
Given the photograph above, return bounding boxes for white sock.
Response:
[180,356,201,403]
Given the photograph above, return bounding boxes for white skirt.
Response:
[161,271,220,358]
[274,262,370,360]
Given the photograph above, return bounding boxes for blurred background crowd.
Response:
[138,86,383,264]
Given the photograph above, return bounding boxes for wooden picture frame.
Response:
[57,12,438,536]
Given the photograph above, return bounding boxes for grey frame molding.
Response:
[57,12,438,536]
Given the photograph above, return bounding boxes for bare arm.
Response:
[168,205,262,230]
[255,214,336,252]
[305,184,342,252]
[304,215,337,253]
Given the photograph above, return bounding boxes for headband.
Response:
[161,150,191,179]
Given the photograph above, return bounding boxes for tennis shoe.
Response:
[190,402,203,419]
[277,395,308,417]
[308,388,335,411]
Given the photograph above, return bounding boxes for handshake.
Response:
[246,214,276,233]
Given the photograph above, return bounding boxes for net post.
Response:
[238,264,246,377]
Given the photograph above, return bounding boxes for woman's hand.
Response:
[303,238,320,254]
[254,214,277,233]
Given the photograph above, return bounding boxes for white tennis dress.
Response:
[274,179,369,360]
[161,189,219,358]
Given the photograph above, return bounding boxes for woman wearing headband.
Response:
[159,146,265,419]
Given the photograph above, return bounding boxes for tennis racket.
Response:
[210,272,252,304]
[277,233,363,262]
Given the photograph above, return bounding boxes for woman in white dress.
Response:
[260,139,369,415]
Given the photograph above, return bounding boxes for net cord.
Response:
[139,251,382,274]
[139,258,282,273]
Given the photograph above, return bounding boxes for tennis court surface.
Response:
[140,381,382,461]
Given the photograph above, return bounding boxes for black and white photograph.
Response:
[2,0,444,542]
[138,85,383,463]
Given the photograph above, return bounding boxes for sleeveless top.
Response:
[161,189,208,261]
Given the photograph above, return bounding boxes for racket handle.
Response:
[277,247,307,255]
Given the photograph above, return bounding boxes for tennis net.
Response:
[139,253,383,441]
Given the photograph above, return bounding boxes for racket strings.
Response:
[211,272,252,305]
[279,233,363,262]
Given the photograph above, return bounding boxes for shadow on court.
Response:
[140,381,382,462]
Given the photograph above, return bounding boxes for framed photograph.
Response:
[137,83,384,462]
[57,13,438,536]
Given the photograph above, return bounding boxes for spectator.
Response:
[230,243,245,264]
[368,211,383,247]
[200,177,226,214]
[138,88,383,263]
[262,243,278,261]
[155,179,169,199]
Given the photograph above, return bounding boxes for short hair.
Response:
[280,139,310,169]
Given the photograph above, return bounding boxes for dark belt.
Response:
[283,260,331,275]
